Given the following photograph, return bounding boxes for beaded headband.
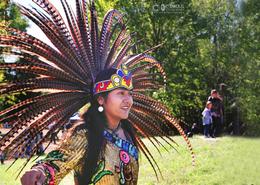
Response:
[93,65,133,95]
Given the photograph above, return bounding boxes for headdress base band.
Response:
[93,66,133,95]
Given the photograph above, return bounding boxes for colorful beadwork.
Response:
[37,150,65,172]
[93,65,133,95]
[119,150,130,165]
[103,130,138,160]
[42,164,55,185]
[31,163,55,185]
[91,159,113,185]
[118,150,133,184]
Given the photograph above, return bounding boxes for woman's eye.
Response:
[117,90,132,96]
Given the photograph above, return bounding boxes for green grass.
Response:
[1,136,260,185]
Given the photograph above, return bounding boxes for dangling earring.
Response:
[98,105,104,112]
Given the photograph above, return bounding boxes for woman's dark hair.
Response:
[77,98,106,185]
[77,68,137,185]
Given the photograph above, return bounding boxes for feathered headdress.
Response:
[0,0,194,178]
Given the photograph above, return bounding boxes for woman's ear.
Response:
[97,96,104,105]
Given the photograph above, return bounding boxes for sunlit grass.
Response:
[1,136,260,185]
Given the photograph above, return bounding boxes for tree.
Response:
[112,0,210,126]
[189,0,259,135]
[0,1,32,111]
[111,0,259,135]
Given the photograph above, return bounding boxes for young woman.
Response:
[0,1,194,185]
[21,68,139,185]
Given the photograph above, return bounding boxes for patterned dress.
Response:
[36,123,139,185]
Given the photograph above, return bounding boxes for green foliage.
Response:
[0,2,29,111]
[0,0,9,18]
[8,3,28,31]
[111,0,259,133]
[0,1,28,31]
[112,0,208,125]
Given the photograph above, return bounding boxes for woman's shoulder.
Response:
[57,121,88,152]
[64,121,88,140]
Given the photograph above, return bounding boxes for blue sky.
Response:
[5,0,71,62]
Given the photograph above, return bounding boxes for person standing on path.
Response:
[208,89,224,137]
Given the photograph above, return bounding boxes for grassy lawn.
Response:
[0,136,260,185]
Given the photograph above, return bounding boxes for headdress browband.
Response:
[93,65,133,95]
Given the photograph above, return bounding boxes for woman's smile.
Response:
[98,88,133,127]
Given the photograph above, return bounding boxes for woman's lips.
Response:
[121,106,130,111]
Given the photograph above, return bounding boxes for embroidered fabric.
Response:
[34,124,139,185]
[103,130,138,160]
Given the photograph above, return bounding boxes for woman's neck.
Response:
[105,113,121,130]
[106,122,126,140]
[107,121,121,131]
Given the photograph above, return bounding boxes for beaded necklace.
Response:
[103,130,138,160]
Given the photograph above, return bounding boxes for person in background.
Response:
[191,123,200,135]
[202,101,213,138]
[0,131,3,139]
[0,151,5,164]
[49,122,59,144]
[208,89,224,137]
[184,123,200,138]
[36,132,44,155]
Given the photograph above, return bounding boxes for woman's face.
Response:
[98,88,133,125]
